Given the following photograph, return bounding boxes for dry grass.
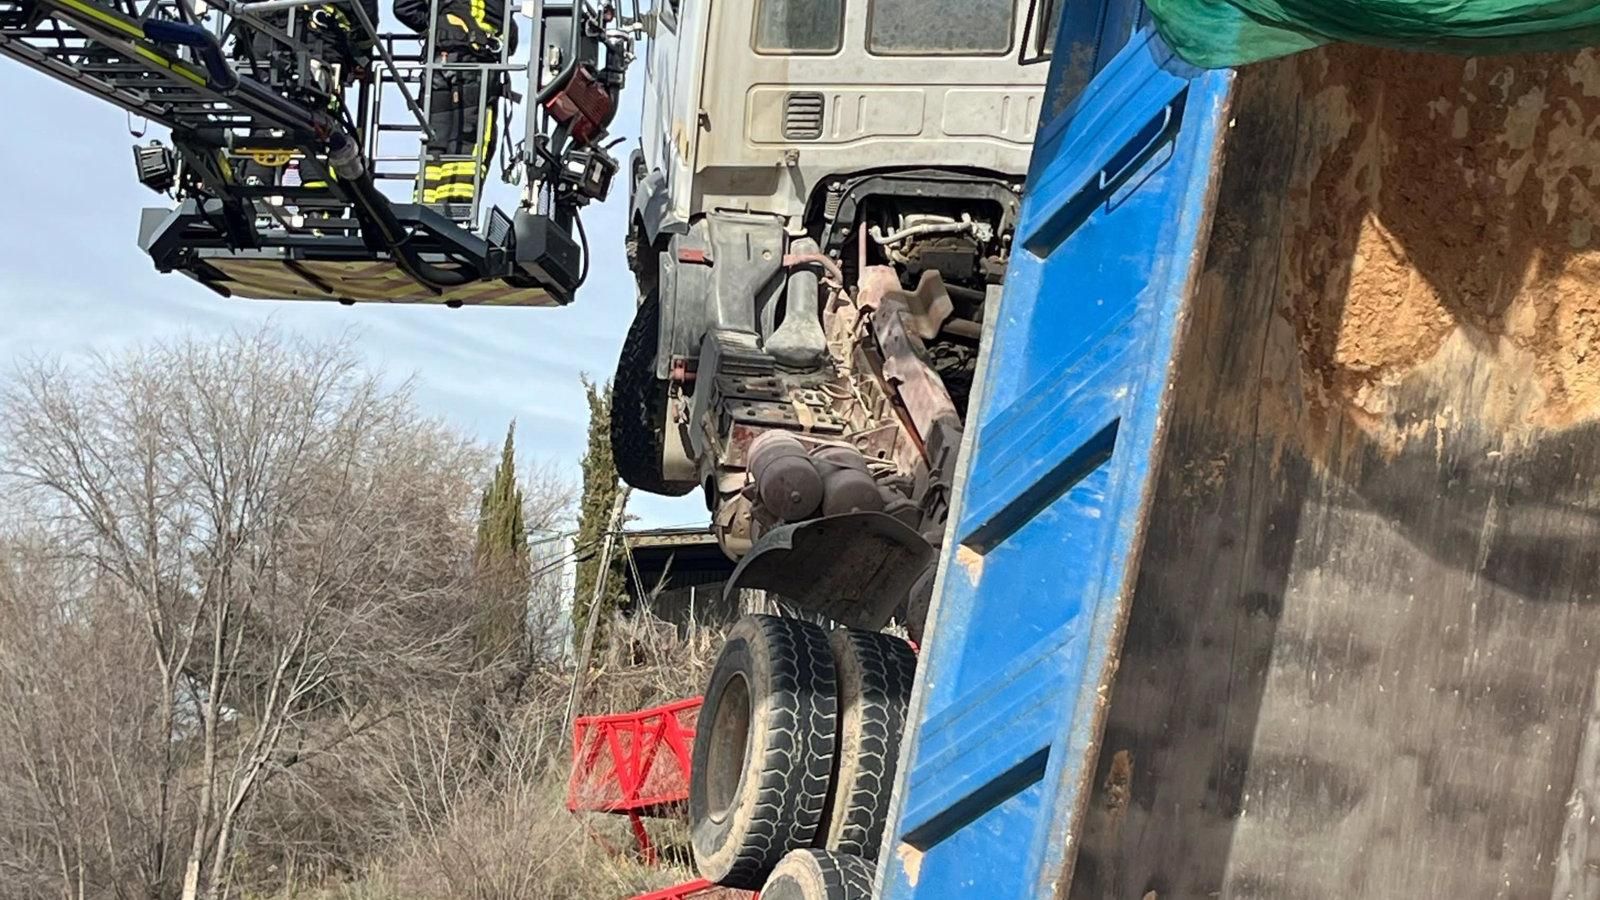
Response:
[333,775,681,900]
[315,623,722,900]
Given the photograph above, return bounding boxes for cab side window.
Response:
[658,0,681,33]
[753,0,846,54]
[1038,0,1062,54]
[868,0,1016,56]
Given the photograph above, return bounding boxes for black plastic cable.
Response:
[573,208,590,290]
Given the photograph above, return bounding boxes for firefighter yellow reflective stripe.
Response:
[445,12,468,33]
[422,184,476,202]
[427,161,484,184]
[477,107,494,172]
[469,0,495,34]
[320,4,351,26]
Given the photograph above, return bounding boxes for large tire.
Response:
[760,849,876,900]
[690,615,839,889]
[818,628,917,860]
[611,293,694,497]
[624,229,659,298]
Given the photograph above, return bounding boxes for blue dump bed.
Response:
[882,5,1600,898]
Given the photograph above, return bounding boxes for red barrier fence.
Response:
[629,879,740,900]
[568,697,702,861]
[569,697,756,899]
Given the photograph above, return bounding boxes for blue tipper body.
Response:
[877,5,1235,897]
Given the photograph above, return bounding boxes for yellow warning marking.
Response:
[51,0,141,38]
[132,45,206,85]
[235,148,299,167]
[48,0,209,86]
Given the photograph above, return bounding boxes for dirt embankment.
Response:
[1279,45,1600,441]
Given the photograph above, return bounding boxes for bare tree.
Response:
[0,528,160,899]
[522,461,578,665]
[0,330,487,900]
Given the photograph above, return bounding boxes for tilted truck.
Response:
[662,3,1600,900]
[0,0,1055,890]
[609,0,1054,646]
[603,1,1059,890]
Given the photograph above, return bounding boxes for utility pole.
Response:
[564,487,630,737]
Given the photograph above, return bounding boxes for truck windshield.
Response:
[868,0,1015,55]
[754,0,846,54]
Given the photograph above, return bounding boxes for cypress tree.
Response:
[572,379,623,654]
[474,422,530,662]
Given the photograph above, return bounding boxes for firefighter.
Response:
[394,0,516,207]
[230,0,379,95]
[230,0,379,199]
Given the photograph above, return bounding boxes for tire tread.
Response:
[611,294,693,497]
[821,628,917,861]
[692,615,839,888]
[765,849,875,899]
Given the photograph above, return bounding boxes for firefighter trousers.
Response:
[421,64,497,205]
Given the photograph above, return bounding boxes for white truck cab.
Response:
[612,0,1056,635]
[632,0,1051,242]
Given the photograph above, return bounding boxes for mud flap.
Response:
[723,512,937,630]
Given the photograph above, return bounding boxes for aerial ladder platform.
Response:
[0,0,636,306]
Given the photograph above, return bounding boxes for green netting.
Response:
[1144,0,1600,68]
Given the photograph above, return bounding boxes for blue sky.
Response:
[0,41,703,528]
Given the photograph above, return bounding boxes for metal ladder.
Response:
[0,0,613,307]
[0,0,473,218]
[363,0,522,228]
[0,0,257,130]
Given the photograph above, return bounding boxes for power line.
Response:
[525,529,580,548]
[525,537,603,581]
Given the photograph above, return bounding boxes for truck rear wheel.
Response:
[819,628,917,860]
[612,293,694,497]
[761,849,876,900]
[690,615,839,889]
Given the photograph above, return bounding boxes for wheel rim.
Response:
[705,671,752,824]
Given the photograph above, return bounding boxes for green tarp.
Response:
[1144,0,1600,68]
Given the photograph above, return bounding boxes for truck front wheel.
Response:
[612,293,694,497]
[690,615,839,889]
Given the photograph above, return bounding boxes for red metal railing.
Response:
[568,697,702,862]
[629,879,729,900]
[569,697,757,899]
